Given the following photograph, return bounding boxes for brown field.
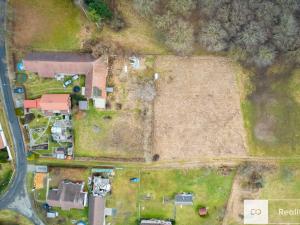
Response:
[153,56,247,160]
[48,167,89,187]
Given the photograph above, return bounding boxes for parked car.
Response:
[63,79,72,88]
[72,75,79,80]
[14,87,24,93]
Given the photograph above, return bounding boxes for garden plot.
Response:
[153,56,247,160]
[73,56,155,160]
[106,167,235,225]
[27,112,73,156]
[23,73,85,99]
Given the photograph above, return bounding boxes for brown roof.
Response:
[39,94,70,112]
[23,52,108,99]
[25,52,95,62]
[89,196,105,225]
[47,181,87,210]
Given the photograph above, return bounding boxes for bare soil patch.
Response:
[153,56,247,160]
[49,167,89,188]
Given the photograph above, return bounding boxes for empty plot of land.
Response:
[153,56,247,160]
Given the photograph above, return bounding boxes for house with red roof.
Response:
[24,94,71,116]
[22,52,108,108]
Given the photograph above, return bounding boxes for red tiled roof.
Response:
[24,99,39,109]
[39,94,70,111]
[23,52,108,99]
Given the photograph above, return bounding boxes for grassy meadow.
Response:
[0,210,33,225]
[10,0,85,51]
[259,164,300,224]
[106,167,235,225]
[241,68,300,156]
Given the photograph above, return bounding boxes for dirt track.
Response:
[153,56,247,160]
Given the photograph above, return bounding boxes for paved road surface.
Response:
[0,1,44,224]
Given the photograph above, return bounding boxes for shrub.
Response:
[273,14,299,51]
[154,11,175,31]
[133,0,159,18]
[85,0,113,22]
[168,0,196,15]
[109,12,126,31]
[165,19,194,54]
[237,21,268,52]
[254,46,277,67]
[198,20,228,52]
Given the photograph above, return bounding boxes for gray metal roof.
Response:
[89,195,105,225]
[79,101,88,110]
[175,193,193,203]
[35,165,48,173]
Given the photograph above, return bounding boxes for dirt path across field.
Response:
[153,56,247,160]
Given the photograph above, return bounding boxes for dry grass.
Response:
[10,0,87,51]
[73,109,144,158]
[153,56,247,160]
[49,167,89,188]
[0,210,33,225]
[96,0,168,54]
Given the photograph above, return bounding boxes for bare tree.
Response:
[165,19,194,54]
[198,21,228,52]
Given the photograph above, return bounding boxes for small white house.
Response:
[94,98,106,109]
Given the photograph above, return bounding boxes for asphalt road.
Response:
[0,1,43,224]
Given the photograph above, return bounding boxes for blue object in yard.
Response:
[130,178,140,183]
[14,87,24,94]
[17,61,24,71]
[73,86,81,93]
[76,221,86,225]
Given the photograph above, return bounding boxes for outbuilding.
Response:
[174,193,193,206]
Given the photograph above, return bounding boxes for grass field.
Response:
[0,162,13,195]
[73,107,144,159]
[259,164,300,223]
[241,69,300,156]
[10,0,86,51]
[0,210,33,225]
[153,56,247,160]
[23,73,85,99]
[106,167,235,225]
[10,0,167,54]
[95,0,168,54]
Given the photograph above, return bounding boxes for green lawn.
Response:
[24,73,85,99]
[258,164,300,223]
[106,169,140,225]
[0,210,33,225]
[0,162,13,195]
[73,108,122,157]
[11,0,85,51]
[239,68,300,156]
[106,168,235,225]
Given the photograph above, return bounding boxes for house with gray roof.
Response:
[140,219,172,225]
[174,193,193,205]
[47,181,87,210]
[88,195,105,225]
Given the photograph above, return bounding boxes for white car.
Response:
[63,79,72,88]
[72,75,79,80]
